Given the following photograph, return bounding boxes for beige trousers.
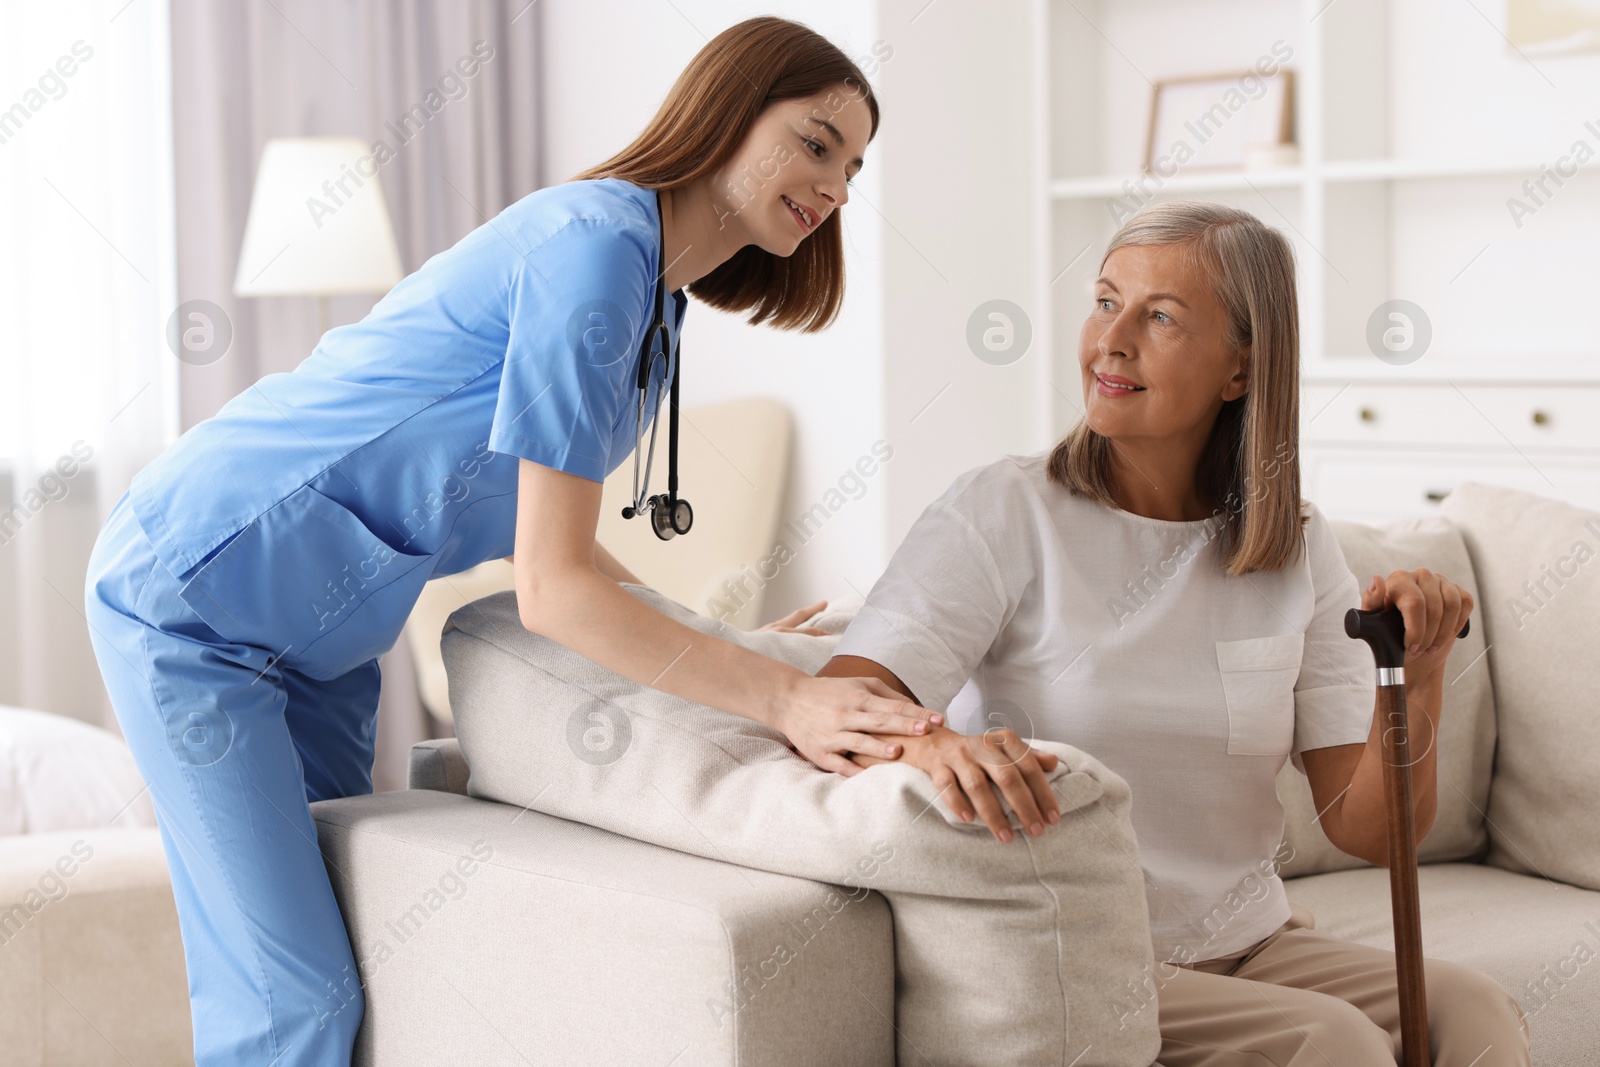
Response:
[1140,901,1532,1066]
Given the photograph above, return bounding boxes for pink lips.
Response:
[1095,372,1145,398]
[782,195,816,233]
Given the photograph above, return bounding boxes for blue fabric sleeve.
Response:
[488,217,655,482]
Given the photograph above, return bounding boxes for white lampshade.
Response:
[233,137,404,297]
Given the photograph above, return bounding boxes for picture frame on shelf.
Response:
[1144,68,1297,175]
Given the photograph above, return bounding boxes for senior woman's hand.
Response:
[1359,567,1474,679]
[850,726,1062,843]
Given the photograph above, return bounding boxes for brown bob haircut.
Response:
[571,17,880,332]
[1048,200,1305,576]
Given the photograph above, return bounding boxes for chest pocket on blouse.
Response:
[1215,633,1304,756]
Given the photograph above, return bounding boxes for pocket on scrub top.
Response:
[1214,633,1304,757]
[177,482,434,680]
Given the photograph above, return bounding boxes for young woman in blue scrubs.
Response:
[82,18,938,1066]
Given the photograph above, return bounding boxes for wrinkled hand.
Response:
[1359,568,1474,679]
[851,726,1062,842]
[757,599,830,637]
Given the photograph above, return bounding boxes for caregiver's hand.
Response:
[756,598,831,636]
[850,726,1062,843]
[773,676,945,778]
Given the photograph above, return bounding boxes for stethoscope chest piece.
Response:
[647,495,693,540]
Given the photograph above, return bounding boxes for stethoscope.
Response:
[619,189,694,541]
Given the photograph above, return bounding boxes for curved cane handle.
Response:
[1344,606,1470,670]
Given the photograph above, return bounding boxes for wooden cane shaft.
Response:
[1379,684,1430,1067]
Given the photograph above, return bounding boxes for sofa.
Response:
[316,594,1161,1067]
[311,479,1600,1066]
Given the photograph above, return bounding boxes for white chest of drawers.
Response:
[1301,381,1600,523]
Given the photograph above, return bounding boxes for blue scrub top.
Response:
[128,176,685,680]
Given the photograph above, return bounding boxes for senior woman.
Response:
[818,201,1532,1064]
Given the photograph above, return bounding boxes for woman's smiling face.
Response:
[1078,242,1251,444]
[712,86,870,255]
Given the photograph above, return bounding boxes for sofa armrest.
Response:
[407,738,469,795]
[312,789,895,1066]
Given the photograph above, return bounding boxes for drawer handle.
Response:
[1358,407,1376,423]
[1425,489,1449,503]
[1532,409,1550,426]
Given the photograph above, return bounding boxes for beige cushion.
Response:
[1439,482,1600,892]
[442,585,1161,1067]
[596,397,793,630]
[1286,863,1600,1066]
[1274,516,1496,878]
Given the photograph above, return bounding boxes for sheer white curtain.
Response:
[0,1,178,727]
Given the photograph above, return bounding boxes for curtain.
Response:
[0,1,179,724]
[167,0,543,789]
[0,0,542,792]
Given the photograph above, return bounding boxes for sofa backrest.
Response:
[1438,482,1600,893]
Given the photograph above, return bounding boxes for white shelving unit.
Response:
[1026,0,1600,522]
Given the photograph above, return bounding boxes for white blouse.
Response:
[833,449,1376,963]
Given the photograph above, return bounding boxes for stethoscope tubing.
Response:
[619,188,691,539]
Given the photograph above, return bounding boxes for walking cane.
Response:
[1344,605,1470,1067]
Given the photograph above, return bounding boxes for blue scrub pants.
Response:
[84,491,380,1066]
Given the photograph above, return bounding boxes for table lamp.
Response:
[233,137,404,335]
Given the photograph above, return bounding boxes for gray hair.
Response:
[1048,199,1307,575]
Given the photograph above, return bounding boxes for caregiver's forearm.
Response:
[507,543,642,585]
[518,564,806,728]
[593,541,642,584]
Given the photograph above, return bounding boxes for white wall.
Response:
[875,0,1044,549]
